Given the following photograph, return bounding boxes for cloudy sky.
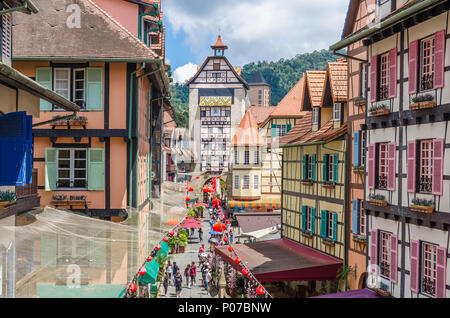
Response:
[162,0,349,83]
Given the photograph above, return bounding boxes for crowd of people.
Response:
[161,201,233,298]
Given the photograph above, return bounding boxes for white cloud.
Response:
[173,62,198,83]
[163,0,349,66]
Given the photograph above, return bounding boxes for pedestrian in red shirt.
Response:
[190,261,197,286]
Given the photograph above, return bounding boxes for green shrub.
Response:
[0,191,16,202]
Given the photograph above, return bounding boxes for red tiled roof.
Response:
[279,112,312,145]
[247,106,274,127]
[325,60,348,103]
[298,120,347,144]
[231,111,265,146]
[270,76,306,118]
[212,35,227,48]
[306,71,327,107]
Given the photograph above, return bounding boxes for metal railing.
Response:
[419,175,433,193]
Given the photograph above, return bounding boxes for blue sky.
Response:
[163,0,350,83]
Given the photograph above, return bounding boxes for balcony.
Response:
[422,277,436,297]
[421,74,434,91]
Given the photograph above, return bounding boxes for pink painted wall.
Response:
[94,0,139,37]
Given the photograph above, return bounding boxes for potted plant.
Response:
[354,96,366,107]
[323,181,336,189]
[69,116,87,126]
[168,236,179,254]
[301,230,313,239]
[177,229,188,253]
[368,194,388,206]
[337,265,355,292]
[373,283,390,297]
[410,94,435,110]
[301,179,314,186]
[411,198,434,213]
[353,165,365,173]
[322,237,335,247]
[352,234,367,245]
[0,191,16,209]
[69,195,86,205]
[369,104,390,117]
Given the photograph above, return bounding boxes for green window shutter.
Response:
[301,206,307,231]
[286,124,292,133]
[323,155,328,181]
[271,124,277,138]
[36,67,53,111]
[302,155,307,179]
[311,155,316,181]
[332,212,338,242]
[88,228,106,268]
[333,154,339,183]
[311,208,316,234]
[88,148,105,190]
[320,210,327,238]
[86,67,103,111]
[40,232,57,268]
[45,148,57,191]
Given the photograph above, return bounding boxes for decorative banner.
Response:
[199,96,232,106]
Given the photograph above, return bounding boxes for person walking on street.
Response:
[172,262,179,285]
[166,261,173,281]
[230,230,234,243]
[205,269,212,293]
[174,271,183,298]
[184,264,191,288]
[163,274,169,296]
[190,261,197,287]
[198,228,203,242]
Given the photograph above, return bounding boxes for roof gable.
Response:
[304,71,326,108]
[231,111,264,146]
[12,0,158,61]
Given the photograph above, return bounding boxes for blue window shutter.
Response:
[311,208,316,234]
[271,124,277,138]
[86,68,103,111]
[333,154,339,183]
[352,200,359,234]
[311,155,316,180]
[25,115,33,184]
[36,67,53,111]
[302,155,307,179]
[353,131,360,166]
[45,148,57,191]
[323,155,328,181]
[320,210,327,238]
[301,206,307,231]
[0,112,27,186]
[332,213,338,242]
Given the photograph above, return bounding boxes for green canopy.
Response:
[37,284,126,298]
[157,241,169,258]
[139,259,160,285]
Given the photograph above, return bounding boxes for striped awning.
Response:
[228,197,280,209]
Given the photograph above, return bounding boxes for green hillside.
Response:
[170,49,339,127]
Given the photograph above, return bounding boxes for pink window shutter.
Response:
[368,144,376,189]
[434,30,446,89]
[390,234,398,283]
[389,48,398,98]
[370,229,378,266]
[370,56,378,102]
[407,140,417,193]
[387,142,396,191]
[432,138,444,195]
[410,240,420,293]
[408,41,418,94]
[436,246,447,298]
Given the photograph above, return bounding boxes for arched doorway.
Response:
[358,272,367,289]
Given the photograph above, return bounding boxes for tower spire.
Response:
[211,35,228,56]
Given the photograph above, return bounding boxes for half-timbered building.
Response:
[331,0,450,298]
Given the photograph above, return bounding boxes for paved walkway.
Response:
[158,212,218,298]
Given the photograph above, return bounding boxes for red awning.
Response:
[215,238,342,282]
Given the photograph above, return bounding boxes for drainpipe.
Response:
[32,112,77,127]
[138,4,159,41]
[0,0,38,15]
[322,135,349,290]
[128,63,146,207]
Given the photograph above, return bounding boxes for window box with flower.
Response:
[368,194,388,206]
[0,191,17,210]
[410,198,434,214]
[410,94,435,110]
[301,179,314,186]
[354,96,366,107]
[322,237,335,247]
[352,234,367,246]
[69,116,88,126]
[323,181,336,189]
[301,230,313,239]
[369,104,390,117]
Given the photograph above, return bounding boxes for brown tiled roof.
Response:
[247,106,274,127]
[298,120,347,144]
[305,71,327,107]
[13,0,158,60]
[231,111,265,146]
[270,76,306,118]
[325,60,348,103]
[279,112,312,145]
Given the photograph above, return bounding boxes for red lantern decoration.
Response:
[234,257,241,264]
[256,286,265,295]
[169,231,175,236]
[146,256,152,262]
[242,268,249,276]
[138,267,146,276]
[185,197,191,202]
[221,223,227,230]
[129,283,137,293]
[212,223,223,232]
[228,246,233,252]
[163,237,169,242]
[155,244,161,251]
[223,236,228,242]
[189,187,194,192]
[196,176,199,179]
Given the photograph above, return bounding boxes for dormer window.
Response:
[376,0,396,20]
[312,108,320,126]
[333,103,342,122]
